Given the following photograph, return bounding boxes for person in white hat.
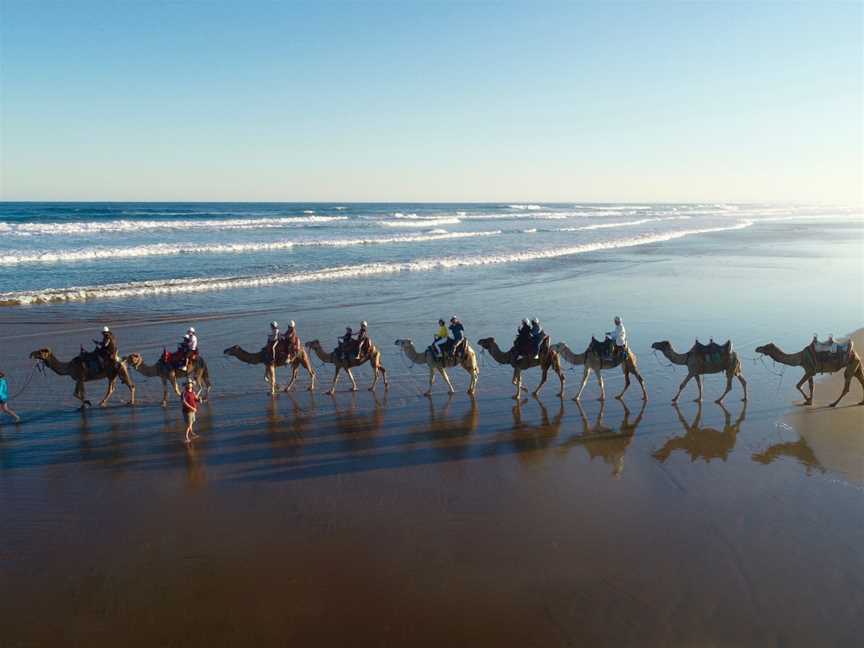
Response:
[267,321,280,362]
[282,320,300,361]
[92,325,117,371]
[605,316,627,359]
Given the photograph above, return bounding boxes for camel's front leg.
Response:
[161,378,169,407]
[170,371,182,397]
[424,367,435,396]
[440,368,456,395]
[714,371,733,404]
[347,368,358,391]
[512,368,522,399]
[737,373,748,401]
[672,373,694,403]
[99,378,117,407]
[807,376,815,403]
[695,375,705,402]
[327,367,341,395]
[555,363,565,398]
[616,367,631,400]
[467,368,478,395]
[574,367,592,402]
[306,362,316,391]
[795,374,812,404]
[596,371,605,401]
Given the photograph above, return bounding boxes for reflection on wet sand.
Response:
[652,401,747,464]
[510,396,564,460]
[184,443,207,487]
[752,438,825,475]
[561,400,645,477]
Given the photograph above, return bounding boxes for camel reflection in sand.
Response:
[559,400,646,477]
[752,436,826,476]
[652,401,747,464]
[510,396,565,462]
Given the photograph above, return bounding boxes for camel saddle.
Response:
[163,348,198,369]
[692,339,732,360]
[76,348,112,373]
[588,336,616,359]
[810,338,852,364]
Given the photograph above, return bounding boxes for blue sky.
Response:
[1,1,861,202]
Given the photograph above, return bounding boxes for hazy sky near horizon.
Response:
[1,1,861,203]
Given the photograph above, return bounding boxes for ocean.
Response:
[1,201,856,310]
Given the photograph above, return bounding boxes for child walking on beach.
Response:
[182,380,200,443]
[0,370,21,423]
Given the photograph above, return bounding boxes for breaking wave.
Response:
[0,230,502,265]
[0,215,347,236]
[0,220,753,305]
[377,217,461,228]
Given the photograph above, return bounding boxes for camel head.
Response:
[549,342,566,353]
[223,345,241,357]
[651,341,671,352]
[126,353,144,367]
[394,338,412,348]
[305,339,321,350]
[29,348,52,361]
[477,337,495,351]
[754,343,776,356]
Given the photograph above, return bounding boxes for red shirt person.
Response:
[181,381,200,443]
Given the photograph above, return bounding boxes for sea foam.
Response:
[0,220,753,305]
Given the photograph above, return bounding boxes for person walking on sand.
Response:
[181,380,200,443]
[0,370,21,423]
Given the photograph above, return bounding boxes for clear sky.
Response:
[0,1,861,203]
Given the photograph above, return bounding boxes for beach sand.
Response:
[1,220,863,646]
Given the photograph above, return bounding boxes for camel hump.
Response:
[692,339,732,357]
[809,337,853,363]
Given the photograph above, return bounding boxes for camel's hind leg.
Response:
[737,372,748,402]
[621,359,648,401]
[512,368,523,399]
[531,366,549,398]
[554,359,565,398]
[465,361,478,395]
[424,367,435,396]
[672,372,695,403]
[305,357,317,391]
[573,367,592,402]
[346,368,358,392]
[829,364,863,407]
[74,380,90,409]
[327,367,341,395]
[715,370,734,404]
[596,370,606,401]
[283,363,300,392]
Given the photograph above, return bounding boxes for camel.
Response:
[394,339,479,396]
[125,352,212,407]
[755,340,864,407]
[477,337,564,399]
[652,401,746,464]
[29,348,135,409]
[305,339,388,395]
[651,339,747,404]
[223,343,316,395]
[551,339,648,402]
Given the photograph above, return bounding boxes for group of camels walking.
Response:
[26,326,864,411]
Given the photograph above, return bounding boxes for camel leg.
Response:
[829,376,853,408]
[737,373,748,402]
[532,366,549,398]
[513,368,522,399]
[467,367,478,395]
[161,378,169,407]
[795,374,812,405]
[99,378,117,407]
[715,371,733,404]
[327,367,341,395]
[440,368,456,395]
[555,361,565,398]
[74,380,91,409]
[283,364,299,392]
[170,371,181,397]
[672,373,694,403]
[694,375,705,402]
[617,367,631,400]
[306,359,316,391]
[267,365,277,394]
[596,370,605,401]
[807,376,815,403]
[855,368,864,405]
[424,367,435,396]
[574,367,591,402]
[347,368,358,392]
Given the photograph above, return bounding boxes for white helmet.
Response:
[102,326,110,333]
[531,317,539,325]
[187,327,195,334]
[521,318,529,325]
[270,321,278,329]
[183,334,190,340]
[289,320,296,328]
[614,315,622,324]
[361,321,368,327]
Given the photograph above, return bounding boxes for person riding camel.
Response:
[530,318,545,355]
[433,319,449,359]
[174,327,198,371]
[355,321,370,360]
[338,327,354,361]
[449,316,465,359]
[91,326,117,371]
[282,320,301,361]
[605,316,627,359]
[267,321,280,363]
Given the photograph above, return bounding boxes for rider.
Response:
[605,316,627,359]
[433,319,449,359]
[449,316,465,358]
[338,326,354,361]
[530,318,545,355]
[176,327,198,371]
[267,321,280,362]
[355,321,370,360]
[92,326,117,370]
[282,320,300,360]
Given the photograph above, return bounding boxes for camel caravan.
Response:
[23,317,864,411]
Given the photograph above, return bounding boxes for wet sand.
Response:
[2,224,864,646]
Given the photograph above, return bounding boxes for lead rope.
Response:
[8,361,43,400]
